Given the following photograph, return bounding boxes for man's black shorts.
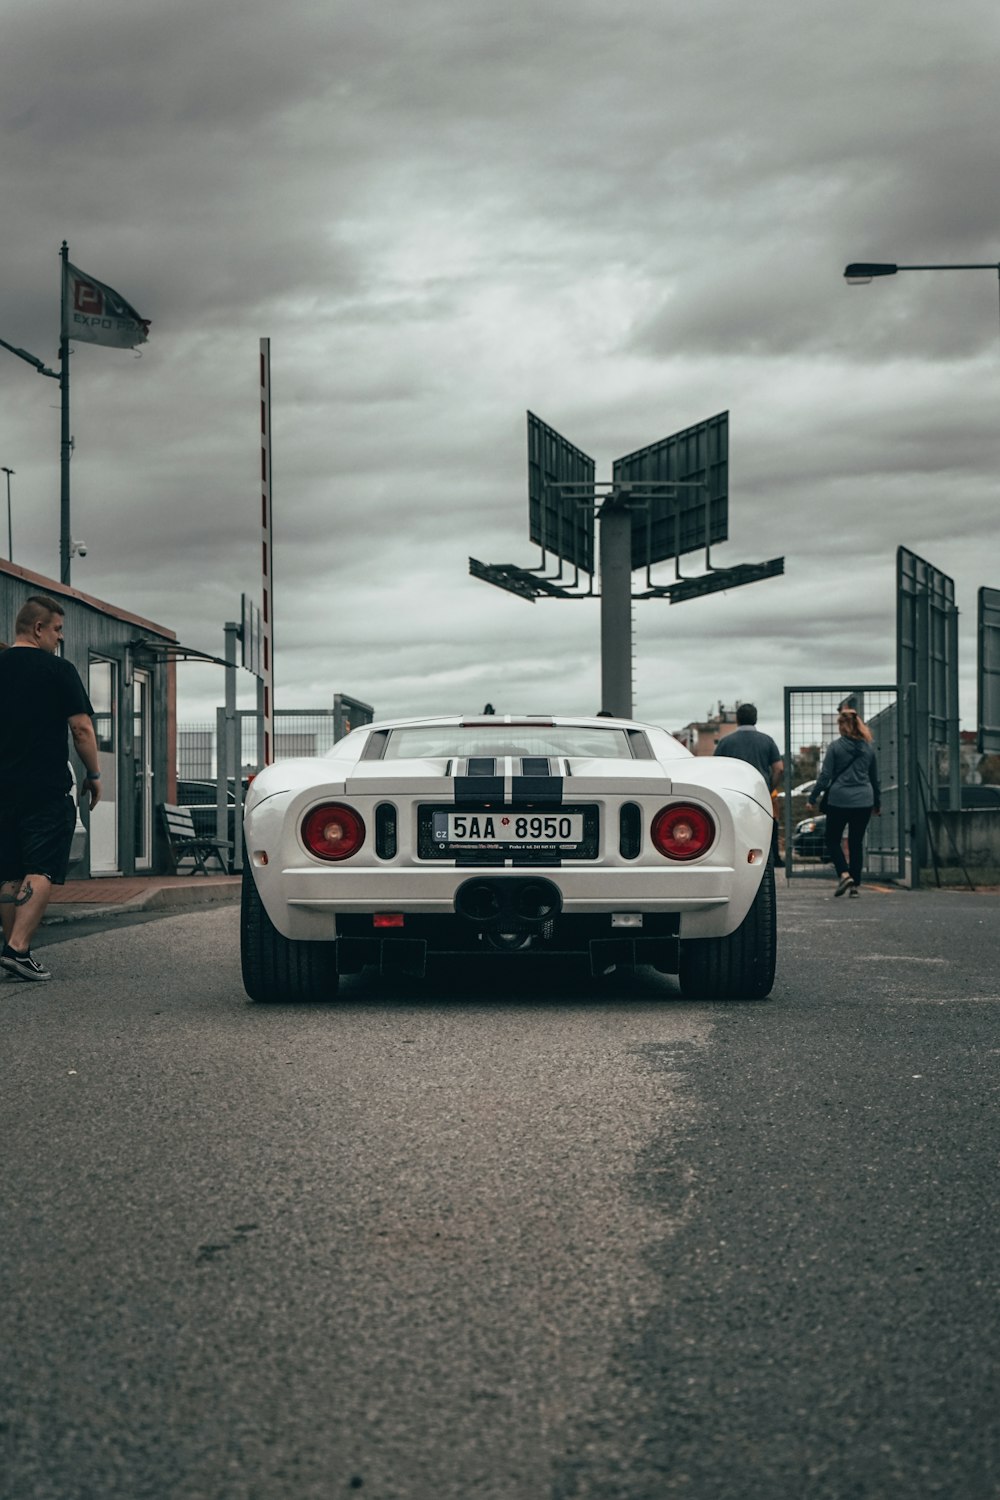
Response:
[0,796,77,886]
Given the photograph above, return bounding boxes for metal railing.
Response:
[178,712,341,779]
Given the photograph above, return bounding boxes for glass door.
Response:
[133,670,153,870]
[89,658,119,874]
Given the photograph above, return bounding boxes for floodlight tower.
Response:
[470,412,784,718]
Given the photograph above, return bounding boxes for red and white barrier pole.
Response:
[260,338,274,765]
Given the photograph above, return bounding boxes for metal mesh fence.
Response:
[178,712,339,778]
[783,685,902,881]
[178,726,215,779]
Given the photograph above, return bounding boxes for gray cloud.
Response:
[1,0,997,748]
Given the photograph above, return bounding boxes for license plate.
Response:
[433,811,584,846]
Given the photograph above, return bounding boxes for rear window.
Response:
[380,726,638,760]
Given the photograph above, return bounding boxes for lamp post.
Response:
[843,256,1000,873]
[844,260,1000,331]
[0,243,74,584]
[1,467,12,560]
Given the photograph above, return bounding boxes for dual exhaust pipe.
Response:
[454,876,561,934]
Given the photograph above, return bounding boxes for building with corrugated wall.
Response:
[1,558,177,877]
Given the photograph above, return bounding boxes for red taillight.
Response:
[650,803,715,861]
[301,803,365,861]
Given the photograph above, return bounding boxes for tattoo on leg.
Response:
[0,880,34,907]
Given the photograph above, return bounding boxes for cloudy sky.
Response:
[3,0,998,747]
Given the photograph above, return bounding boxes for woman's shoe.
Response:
[835,874,854,897]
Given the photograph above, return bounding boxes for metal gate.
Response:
[783,685,905,883]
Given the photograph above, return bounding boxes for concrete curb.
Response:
[43,881,241,926]
[143,883,241,912]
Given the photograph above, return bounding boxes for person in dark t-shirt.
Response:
[713,703,784,868]
[0,596,102,982]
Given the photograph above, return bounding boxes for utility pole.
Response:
[598,497,634,716]
[0,245,68,580]
[59,241,72,585]
[0,344,59,571]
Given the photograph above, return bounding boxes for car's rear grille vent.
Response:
[375,803,398,859]
[619,803,642,859]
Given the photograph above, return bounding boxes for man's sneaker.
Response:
[848,885,860,898]
[0,947,52,982]
[835,874,854,898]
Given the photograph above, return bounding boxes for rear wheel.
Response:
[241,867,340,1003]
[678,859,776,1001]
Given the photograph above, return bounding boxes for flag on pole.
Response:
[63,261,150,349]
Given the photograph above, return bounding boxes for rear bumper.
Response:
[246,771,772,944]
[252,859,761,943]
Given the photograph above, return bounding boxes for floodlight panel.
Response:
[251,603,262,677]
[527,411,595,573]
[978,586,1000,753]
[470,556,537,601]
[613,412,729,568]
[241,593,252,667]
[667,556,783,603]
[634,556,783,603]
[240,592,263,678]
[896,546,956,745]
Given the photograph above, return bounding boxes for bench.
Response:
[160,803,233,875]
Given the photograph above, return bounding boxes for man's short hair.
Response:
[15,595,65,636]
[736,703,758,725]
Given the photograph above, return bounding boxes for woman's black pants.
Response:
[824,804,873,886]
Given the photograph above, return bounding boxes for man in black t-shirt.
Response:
[713,703,784,868]
[0,596,102,982]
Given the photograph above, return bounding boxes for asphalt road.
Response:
[2,881,998,1500]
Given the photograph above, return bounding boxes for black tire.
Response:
[678,858,776,1001]
[240,867,340,1003]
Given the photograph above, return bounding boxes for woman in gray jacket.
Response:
[807,707,881,897]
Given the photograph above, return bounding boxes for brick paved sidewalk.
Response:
[44,874,240,923]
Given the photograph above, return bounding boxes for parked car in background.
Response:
[60,764,88,871]
[790,784,999,864]
[775,780,816,803]
[935,785,1000,811]
[69,802,87,869]
[792,812,828,859]
[176,779,238,853]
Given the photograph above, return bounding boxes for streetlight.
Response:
[843,259,1000,846]
[844,260,1000,328]
[1,467,12,561]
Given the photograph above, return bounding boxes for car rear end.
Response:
[245,742,772,980]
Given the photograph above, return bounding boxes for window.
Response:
[380,726,638,760]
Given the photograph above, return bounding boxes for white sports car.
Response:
[240,714,777,1003]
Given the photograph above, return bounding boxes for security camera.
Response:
[71,538,87,557]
